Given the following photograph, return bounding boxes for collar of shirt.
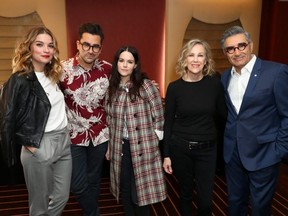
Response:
[228,55,257,114]
[72,53,99,70]
[230,54,257,76]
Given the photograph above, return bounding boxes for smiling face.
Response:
[117,50,137,83]
[223,33,253,73]
[30,33,55,71]
[185,43,207,75]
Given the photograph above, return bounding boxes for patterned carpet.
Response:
[0,163,288,216]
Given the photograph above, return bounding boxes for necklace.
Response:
[119,82,129,92]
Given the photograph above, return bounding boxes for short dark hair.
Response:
[78,23,104,43]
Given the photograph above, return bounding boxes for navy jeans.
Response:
[70,141,108,216]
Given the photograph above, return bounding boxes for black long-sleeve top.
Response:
[163,75,227,157]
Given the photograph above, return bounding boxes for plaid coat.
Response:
[105,79,167,206]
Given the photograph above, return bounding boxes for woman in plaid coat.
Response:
[105,46,167,215]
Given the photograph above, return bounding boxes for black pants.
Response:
[120,139,150,216]
[70,141,108,216]
[170,137,217,216]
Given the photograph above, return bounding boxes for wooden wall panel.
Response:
[0,48,14,58]
[0,38,18,48]
[0,59,11,70]
[0,13,43,25]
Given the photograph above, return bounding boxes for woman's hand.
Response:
[25,146,37,154]
[105,143,110,160]
[163,157,173,174]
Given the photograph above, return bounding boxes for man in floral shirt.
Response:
[60,23,111,216]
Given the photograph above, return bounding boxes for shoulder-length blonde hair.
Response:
[12,26,62,83]
[176,38,215,77]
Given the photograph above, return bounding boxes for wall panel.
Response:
[259,0,288,64]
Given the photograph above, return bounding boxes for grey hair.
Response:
[220,26,252,49]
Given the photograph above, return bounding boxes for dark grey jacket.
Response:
[0,71,51,167]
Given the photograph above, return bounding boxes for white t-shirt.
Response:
[35,72,67,132]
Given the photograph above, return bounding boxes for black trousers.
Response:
[120,139,150,216]
[170,137,217,216]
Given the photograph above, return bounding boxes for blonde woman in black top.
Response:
[163,39,227,216]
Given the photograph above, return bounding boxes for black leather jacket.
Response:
[0,71,51,167]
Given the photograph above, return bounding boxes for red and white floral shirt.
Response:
[60,55,111,146]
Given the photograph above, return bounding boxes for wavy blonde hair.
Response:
[176,38,215,77]
[12,26,62,83]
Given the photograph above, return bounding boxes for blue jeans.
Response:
[70,141,108,216]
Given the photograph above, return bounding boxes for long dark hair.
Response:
[107,46,148,105]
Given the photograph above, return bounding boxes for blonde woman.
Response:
[163,39,227,216]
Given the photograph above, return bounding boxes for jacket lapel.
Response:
[223,69,238,116]
[27,72,50,105]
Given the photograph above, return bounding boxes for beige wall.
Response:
[165,0,262,88]
[0,0,67,60]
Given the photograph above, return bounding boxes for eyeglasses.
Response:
[79,42,101,53]
[224,42,249,54]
